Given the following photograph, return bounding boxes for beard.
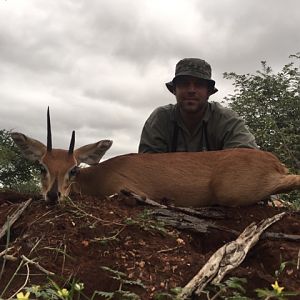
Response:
[177,98,208,114]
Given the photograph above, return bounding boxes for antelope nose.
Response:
[46,179,60,205]
[46,190,59,204]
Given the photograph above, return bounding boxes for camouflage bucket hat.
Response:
[166,58,218,95]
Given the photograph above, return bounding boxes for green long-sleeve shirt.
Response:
[138,102,258,153]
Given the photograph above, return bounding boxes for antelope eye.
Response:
[69,166,79,177]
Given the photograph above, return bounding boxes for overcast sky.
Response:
[1,0,299,159]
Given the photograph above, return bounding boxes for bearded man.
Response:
[139,58,257,153]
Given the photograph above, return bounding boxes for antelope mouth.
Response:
[45,191,61,205]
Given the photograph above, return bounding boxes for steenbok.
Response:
[11,109,300,206]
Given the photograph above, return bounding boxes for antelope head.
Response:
[11,108,112,204]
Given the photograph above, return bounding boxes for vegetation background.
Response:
[224,54,300,202]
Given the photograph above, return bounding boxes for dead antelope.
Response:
[11,109,300,206]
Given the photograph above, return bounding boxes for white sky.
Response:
[0,0,299,159]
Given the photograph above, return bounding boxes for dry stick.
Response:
[297,249,300,270]
[126,190,286,241]
[42,246,74,261]
[125,190,300,243]
[0,198,33,282]
[263,232,300,241]
[91,226,126,243]
[0,247,14,258]
[61,242,67,275]
[8,241,46,296]
[128,192,299,298]
[120,190,167,208]
[28,236,44,256]
[2,255,17,262]
[178,212,286,299]
[120,190,226,219]
[21,255,55,276]
[0,198,33,240]
[28,210,63,227]
[157,210,300,242]
[1,238,44,298]
[7,263,30,300]
[210,288,225,300]
[0,216,11,282]
[0,259,25,298]
[67,198,123,226]
[157,246,181,254]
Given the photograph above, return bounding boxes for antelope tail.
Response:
[273,175,300,194]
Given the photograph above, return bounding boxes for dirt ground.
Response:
[0,190,300,299]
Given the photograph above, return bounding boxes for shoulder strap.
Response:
[171,122,179,152]
[201,121,210,151]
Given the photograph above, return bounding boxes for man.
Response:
[139,58,258,153]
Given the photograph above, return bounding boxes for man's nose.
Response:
[187,83,197,93]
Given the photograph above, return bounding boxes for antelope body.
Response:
[11,110,300,207]
[75,149,300,206]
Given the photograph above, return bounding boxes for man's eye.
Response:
[176,79,188,87]
[195,80,207,88]
[69,166,79,177]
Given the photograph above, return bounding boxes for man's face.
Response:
[174,76,210,114]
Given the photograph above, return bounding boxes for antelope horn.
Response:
[47,107,52,152]
[69,130,75,154]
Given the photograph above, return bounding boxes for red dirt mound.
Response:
[0,190,300,299]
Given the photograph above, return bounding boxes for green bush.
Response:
[224,54,300,202]
[0,129,40,193]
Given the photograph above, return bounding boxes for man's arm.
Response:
[221,113,258,149]
[138,108,170,153]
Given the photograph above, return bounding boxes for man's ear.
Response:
[74,140,113,165]
[11,132,47,161]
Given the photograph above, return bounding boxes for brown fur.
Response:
[74,148,300,207]
[41,149,77,197]
[11,131,300,206]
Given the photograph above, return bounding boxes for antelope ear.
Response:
[74,139,113,165]
[11,132,47,161]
